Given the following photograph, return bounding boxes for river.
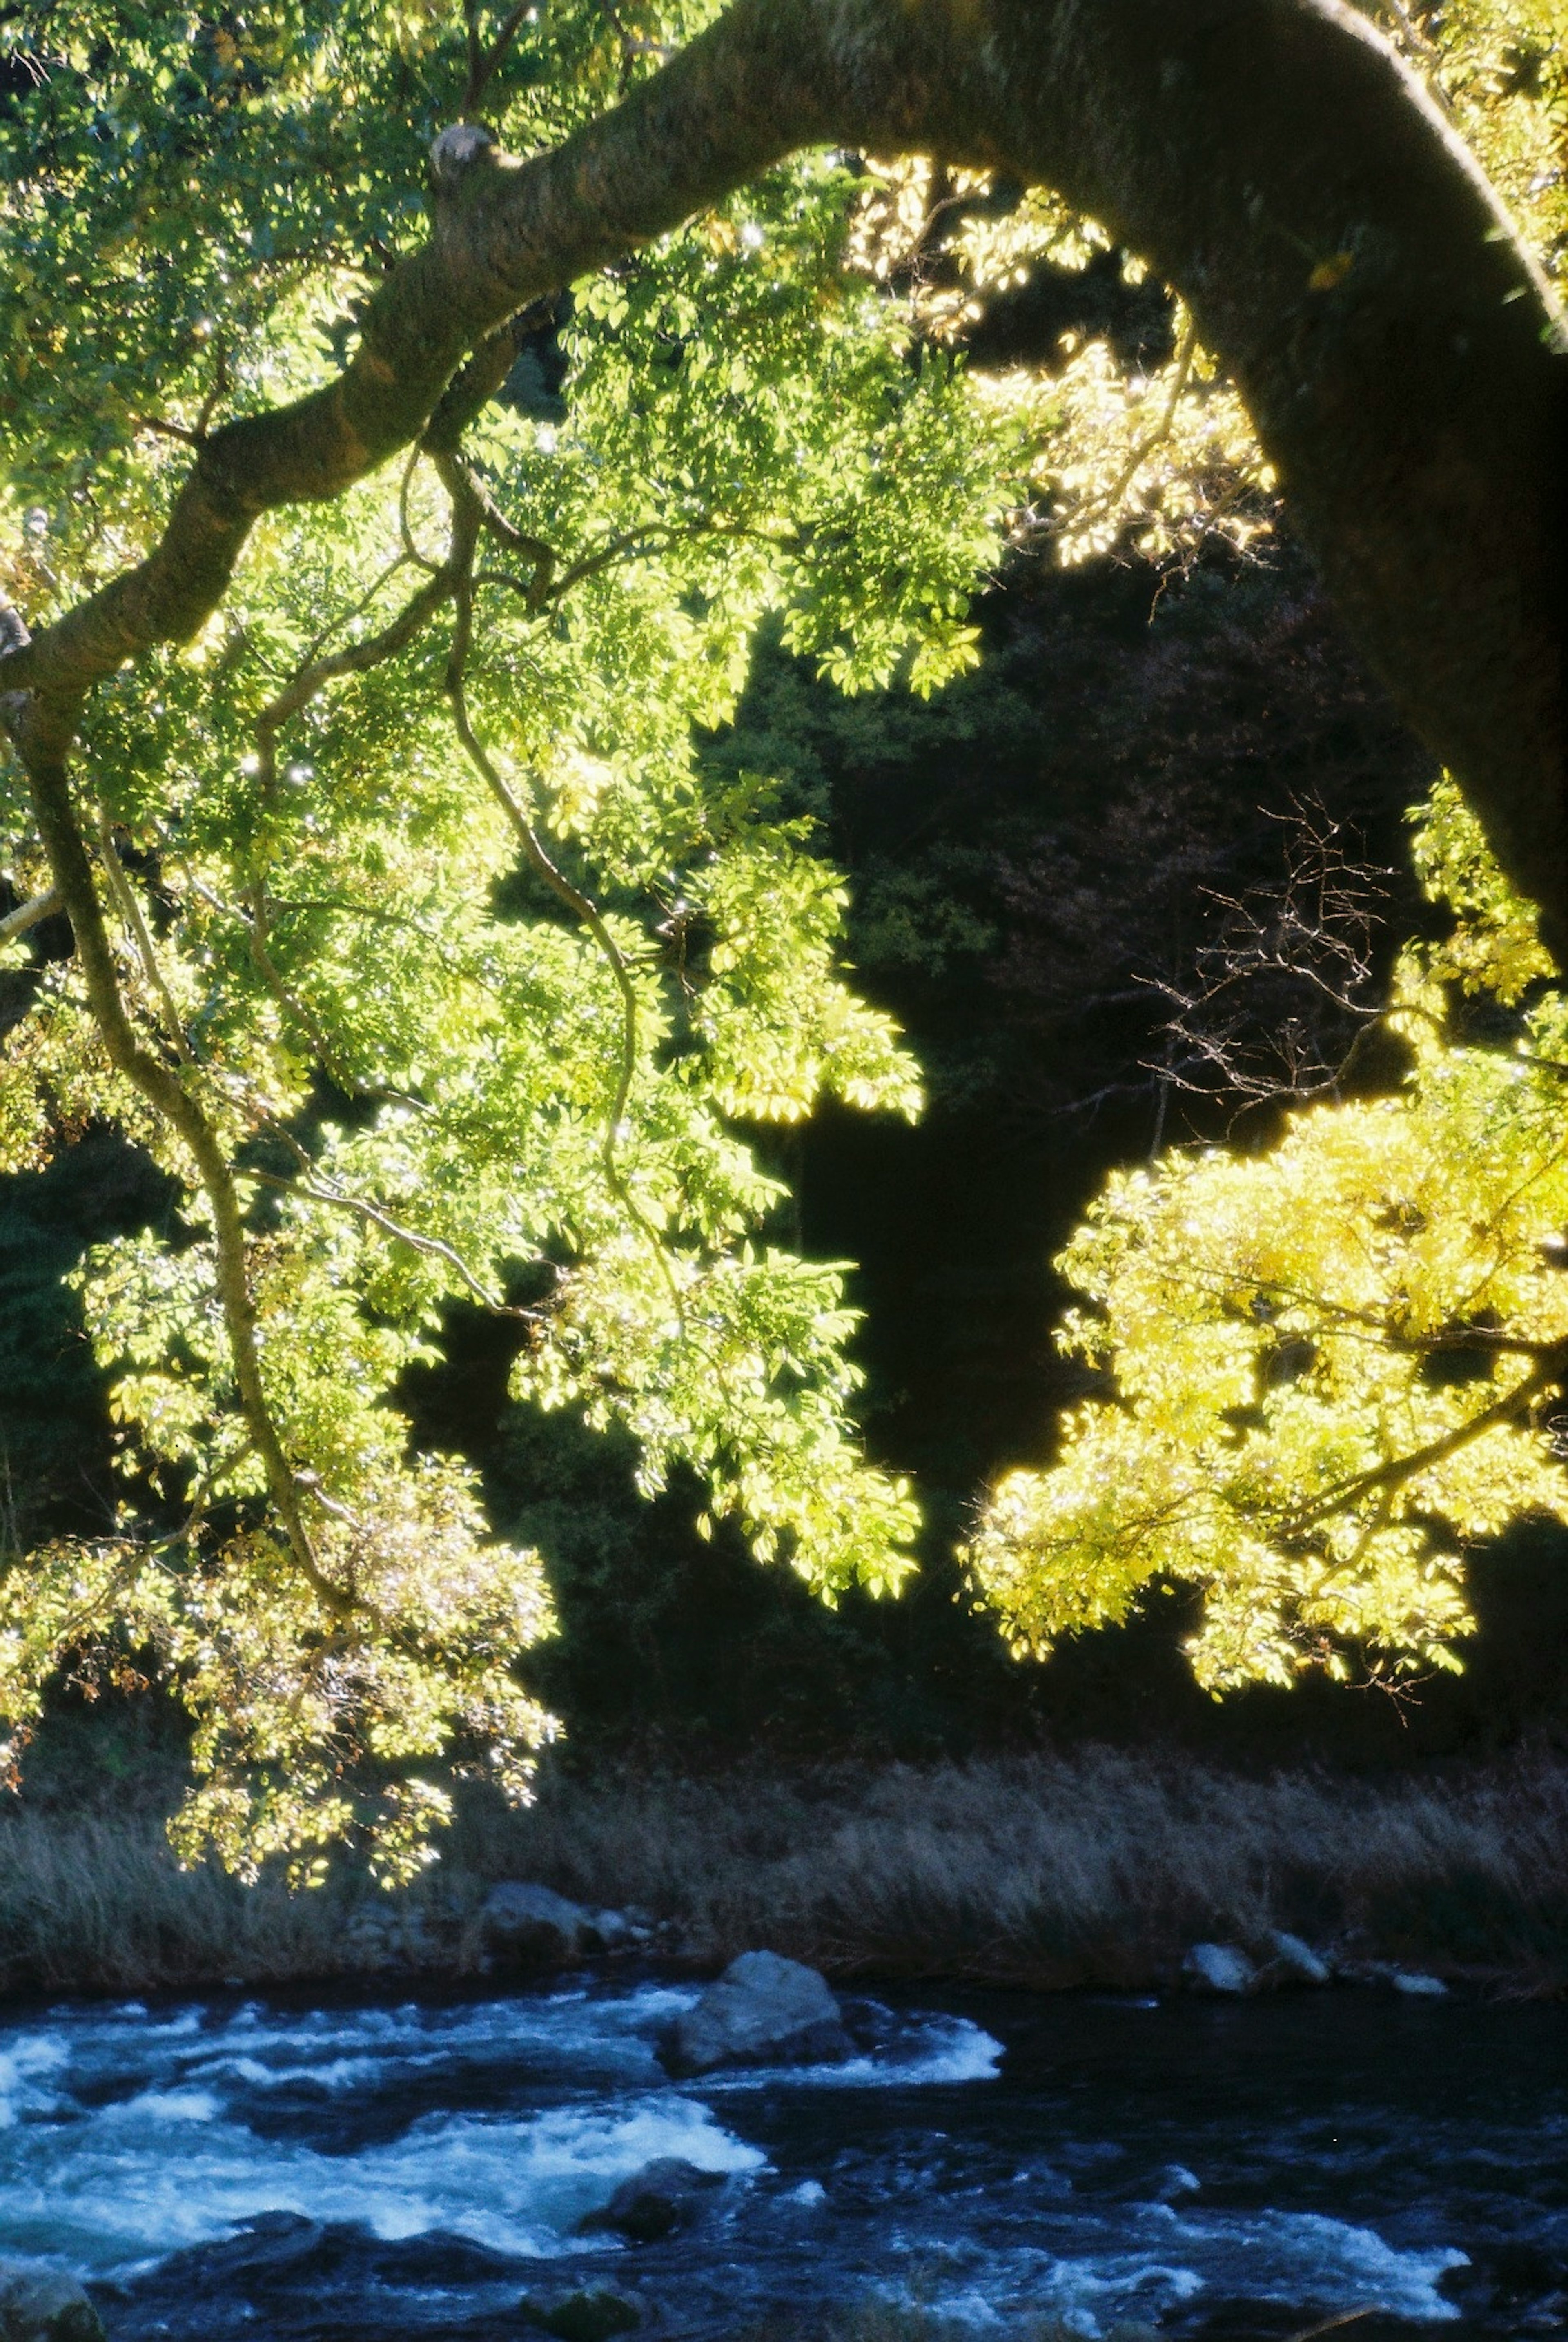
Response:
[0,1973,1562,2337]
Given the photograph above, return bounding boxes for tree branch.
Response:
[0,0,1561,938]
[7,711,363,1624]
[0,888,62,946]
[249,1163,546,1323]
[462,0,534,118]
[91,809,196,1067]
[1281,1351,1563,1534]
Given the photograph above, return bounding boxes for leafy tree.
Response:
[0,0,1560,1875]
[964,10,1568,1697]
[968,789,1568,1690]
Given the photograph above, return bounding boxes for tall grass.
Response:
[448,1744,1568,1987]
[0,1809,353,1996]
[3,1746,1566,1999]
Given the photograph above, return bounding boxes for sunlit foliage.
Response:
[0,0,1557,1876]
[968,796,1568,1689]
[841,154,1274,566]
[0,0,1030,1877]
[1418,0,1567,284]
[960,0,1568,1694]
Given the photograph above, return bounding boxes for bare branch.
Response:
[247,1165,546,1322]
[1141,796,1395,1114]
[0,888,62,945]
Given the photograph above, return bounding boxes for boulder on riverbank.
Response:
[1180,1941,1256,1996]
[658,1949,853,2078]
[478,1883,646,1966]
[1334,1956,1451,1995]
[1265,1930,1333,1986]
[480,1883,596,1964]
[339,1899,451,1973]
[0,2260,105,2342]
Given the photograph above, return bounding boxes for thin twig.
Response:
[546,514,799,603]
[91,809,196,1066]
[438,472,680,1313]
[461,0,532,116]
[1074,309,1200,525]
[193,334,232,439]
[246,885,361,1089]
[131,415,205,448]
[296,550,414,673]
[445,606,639,1153]
[398,445,443,573]
[254,561,460,792]
[247,1165,545,1322]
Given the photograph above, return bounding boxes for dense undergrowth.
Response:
[3,1747,1565,2000]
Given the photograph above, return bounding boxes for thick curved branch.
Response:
[2,0,1563,936]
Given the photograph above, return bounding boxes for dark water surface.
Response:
[0,1974,1562,2338]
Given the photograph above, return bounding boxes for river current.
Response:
[0,1974,1562,2338]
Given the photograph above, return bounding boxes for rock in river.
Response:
[521,2283,645,2340]
[587,1907,637,1951]
[0,2259,105,2342]
[658,1949,853,2078]
[580,2155,725,2242]
[1267,1931,1333,1986]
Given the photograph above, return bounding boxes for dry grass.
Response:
[0,1809,353,1997]
[3,1745,1566,2000]
[446,1744,1568,1989]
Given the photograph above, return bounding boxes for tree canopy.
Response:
[0,0,1563,1877]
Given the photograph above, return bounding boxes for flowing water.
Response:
[0,1973,1563,2338]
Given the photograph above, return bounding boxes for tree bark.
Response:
[4,0,1564,944]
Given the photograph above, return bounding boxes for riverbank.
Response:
[3,1745,1565,2001]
